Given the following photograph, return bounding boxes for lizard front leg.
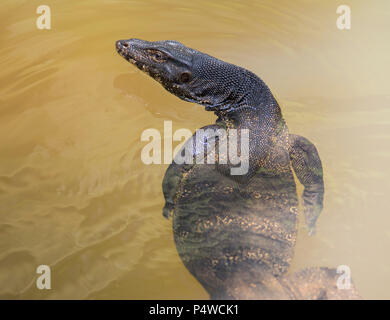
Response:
[289,134,325,235]
[162,124,222,218]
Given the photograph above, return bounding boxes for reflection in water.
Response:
[0,0,389,299]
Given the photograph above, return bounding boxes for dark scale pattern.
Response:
[116,39,360,299]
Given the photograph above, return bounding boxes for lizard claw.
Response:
[306,224,317,236]
[162,203,174,219]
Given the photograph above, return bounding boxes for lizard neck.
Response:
[212,71,282,130]
[215,101,282,131]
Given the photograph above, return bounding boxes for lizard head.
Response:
[116,38,270,114]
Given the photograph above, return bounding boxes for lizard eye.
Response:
[148,50,167,63]
[179,72,191,83]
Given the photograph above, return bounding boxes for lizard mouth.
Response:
[116,39,162,82]
[116,40,138,65]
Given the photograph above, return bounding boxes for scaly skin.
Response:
[116,39,360,299]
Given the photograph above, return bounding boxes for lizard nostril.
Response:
[123,42,129,48]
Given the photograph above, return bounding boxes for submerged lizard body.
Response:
[116,39,360,299]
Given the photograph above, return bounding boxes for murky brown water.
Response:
[0,0,389,299]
